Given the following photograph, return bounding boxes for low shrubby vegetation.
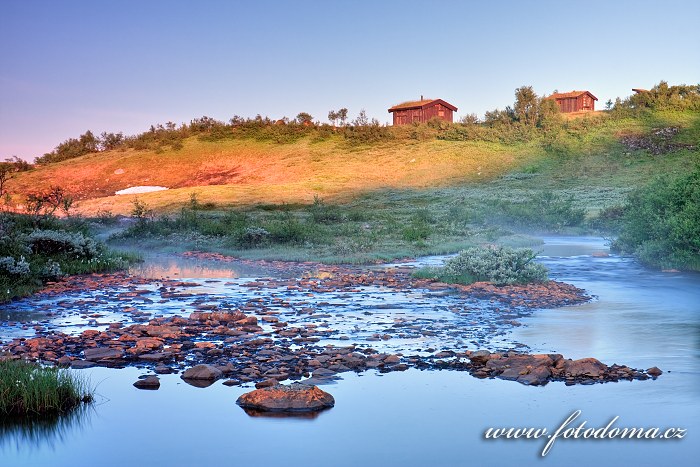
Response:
[0,359,92,416]
[612,167,700,271]
[33,81,698,167]
[113,190,582,264]
[415,246,548,285]
[0,213,138,301]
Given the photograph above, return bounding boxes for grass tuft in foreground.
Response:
[414,246,548,286]
[0,359,92,417]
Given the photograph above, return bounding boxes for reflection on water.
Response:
[0,403,93,451]
[240,407,329,420]
[129,254,243,279]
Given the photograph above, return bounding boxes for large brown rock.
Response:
[484,353,558,386]
[236,383,335,412]
[181,364,223,381]
[133,375,161,390]
[563,358,607,378]
[84,347,124,361]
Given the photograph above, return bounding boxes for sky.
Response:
[1,0,699,161]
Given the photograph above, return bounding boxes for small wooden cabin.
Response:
[388,98,458,125]
[547,91,598,113]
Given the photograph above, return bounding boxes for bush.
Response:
[238,227,270,248]
[611,168,700,270]
[0,213,136,302]
[27,230,99,258]
[267,214,312,245]
[417,246,548,285]
[309,196,343,224]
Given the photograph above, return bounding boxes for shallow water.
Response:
[1,236,699,466]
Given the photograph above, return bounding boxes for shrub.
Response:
[1,212,136,302]
[27,230,99,258]
[266,215,311,245]
[40,259,63,279]
[0,256,31,276]
[238,227,270,248]
[309,196,343,224]
[611,168,700,270]
[417,246,548,285]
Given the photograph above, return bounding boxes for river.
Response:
[1,236,698,466]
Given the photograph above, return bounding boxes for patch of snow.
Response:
[115,186,169,195]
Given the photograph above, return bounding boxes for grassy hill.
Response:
[10,137,538,215]
[7,110,698,217]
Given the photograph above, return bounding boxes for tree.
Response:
[460,113,480,125]
[0,164,14,205]
[537,98,561,128]
[337,108,348,126]
[296,112,313,125]
[99,131,125,151]
[35,130,100,164]
[25,186,73,217]
[353,109,369,126]
[605,99,613,110]
[514,86,539,126]
[328,110,338,127]
[484,108,514,126]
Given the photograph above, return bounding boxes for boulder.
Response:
[84,347,124,361]
[384,354,401,364]
[181,364,223,381]
[647,366,663,377]
[563,358,607,378]
[71,360,96,369]
[469,350,491,364]
[133,375,160,390]
[236,383,335,412]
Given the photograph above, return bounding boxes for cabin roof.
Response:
[388,99,458,112]
[548,90,598,101]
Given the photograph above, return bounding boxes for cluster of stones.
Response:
[445,350,662,386]
[0,309,411,387]
[179,251,590,310]
[2,254,655,392]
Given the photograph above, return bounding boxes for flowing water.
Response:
[1,236,698,466]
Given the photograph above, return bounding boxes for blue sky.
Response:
[1,0,698,160]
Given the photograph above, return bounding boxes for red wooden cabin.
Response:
[547,91,598,113]
[388,98,458,125]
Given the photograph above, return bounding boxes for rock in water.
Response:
[133,375,161,390]
[236,383,335,412]
[181,364,223,381]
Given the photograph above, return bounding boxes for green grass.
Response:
[0,359,92,416]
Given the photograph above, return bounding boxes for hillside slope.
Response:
[10,137,537,214]
[7,110,699,215]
